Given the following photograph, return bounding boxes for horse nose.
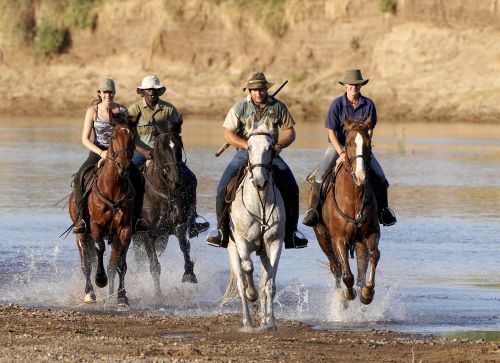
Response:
[253,178,267,190]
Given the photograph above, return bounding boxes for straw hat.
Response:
[243,72,275,91]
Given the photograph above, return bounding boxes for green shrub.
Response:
[379,0,397,14]
[0,0,36,43]
[350,36,360,51]
[33,18,66,57]
[64,0,96,28]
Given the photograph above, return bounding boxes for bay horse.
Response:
[69,116,136,306]
[312,115,380,306]
[222,119,285,331]
[133,120,199,299]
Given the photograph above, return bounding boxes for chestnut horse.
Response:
[69,117,136,306]
[311,116,380,306]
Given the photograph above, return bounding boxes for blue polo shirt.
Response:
[325,92,377,146]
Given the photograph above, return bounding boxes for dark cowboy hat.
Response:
[338,69,369,86]
[243,72,275,91]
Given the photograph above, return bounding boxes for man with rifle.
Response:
[206,72,308,249]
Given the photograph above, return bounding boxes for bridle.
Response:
[153,132,186,173]
[343,127,373,181]
[247,131,276,178]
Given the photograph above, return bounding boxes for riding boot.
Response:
[302,180,321,227]
[72,182,86,234]
[375,181,397,227]
[280,186,308,249]
[131,170,149,233]
[206,207,229,248]
[188,212,210,239]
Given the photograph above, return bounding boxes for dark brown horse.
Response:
[133,121,199,300]
[311,115,380,306]
[69,117,136,306]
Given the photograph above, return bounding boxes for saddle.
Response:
[224,162,248,204]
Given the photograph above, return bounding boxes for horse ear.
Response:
[362,114,372,129]
[344,114,353,129]
[264,116,273,130]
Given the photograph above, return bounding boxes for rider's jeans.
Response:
[215,149,298,220]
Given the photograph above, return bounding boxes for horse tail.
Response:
[221,269,238,306]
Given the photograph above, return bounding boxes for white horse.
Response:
[222,119,285,331]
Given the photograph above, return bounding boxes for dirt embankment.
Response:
[0,305,498,362]
[1,0,500,123]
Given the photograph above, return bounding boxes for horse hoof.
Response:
[360,287,374,305]
[256,324,277,332]
[84,292,96,304]
[344,288,356,301]
[245,288,258,303]
[182,273,198,283]
[238,326,255,333]
[117,296,129,307]
[95,274,108,288]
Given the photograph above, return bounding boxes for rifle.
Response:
[215,80,289,157]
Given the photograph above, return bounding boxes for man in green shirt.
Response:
[206,72,308,249]
[129,75,209,237]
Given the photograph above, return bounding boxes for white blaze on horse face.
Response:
[249,134,272,190]
[119,128,130,134]
[354,132,366,184]
[169,139,175,149]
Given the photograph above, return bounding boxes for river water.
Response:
[0,117,498,335]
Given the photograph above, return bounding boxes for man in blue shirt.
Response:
[302,69,397,227]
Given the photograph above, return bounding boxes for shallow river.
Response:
[0,117,498,334]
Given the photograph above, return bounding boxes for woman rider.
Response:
[72,78,148,233]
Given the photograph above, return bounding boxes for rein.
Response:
[331,127,372,228]
[243,130,277,254]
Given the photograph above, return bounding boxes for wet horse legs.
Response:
[76,234,96,303]
[333,238,356,300]
[360,234,380,305]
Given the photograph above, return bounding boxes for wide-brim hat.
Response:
[136,75,166,96]
[243,72,275,91]
[98,78,115,93]
[338,69,369,86]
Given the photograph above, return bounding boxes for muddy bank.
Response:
[0,305,497,362]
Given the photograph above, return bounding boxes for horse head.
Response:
[108,113,135,177]
[246,120,276,191]
[343,115,373,186]
[151,120,184,186]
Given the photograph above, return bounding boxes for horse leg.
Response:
[143,235,162,300]
[258,240,282,331]
[93,233,108,288]
[176,226,197,283]
[333,238,356,301]
[355,241,369,289]
[107,236,120,297]
[227,241,253,330]
[314,223,342,287]
[360,233,380,305]
[115,229,132,307]
[76,234,96,303]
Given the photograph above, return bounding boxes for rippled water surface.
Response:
[0,117,498,334]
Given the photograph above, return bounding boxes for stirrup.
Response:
[133,218,149,233]
[206,228,224,247]
[292,231,308,249]
[189,215,210,238]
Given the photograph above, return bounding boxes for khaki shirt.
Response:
[223,94,295,140]
[128,98,180,149]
